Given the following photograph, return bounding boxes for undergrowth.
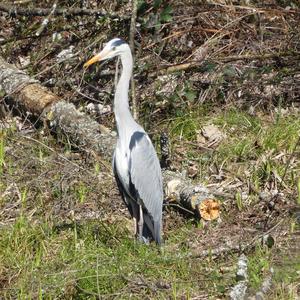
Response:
[1,104,299,298]
[1,0,300,298]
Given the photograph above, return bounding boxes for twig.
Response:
[279,135,300,191]
[148,12,256,76]
[216,51,300,62]
[0,19,94,45]
[211,3,300,15]
[163,203,195,215]
[143,27,230,50]
[129,0,138,120]
[148,61,200,77]
[35,0,57,36]
[0,3,129,19]
[192,241,241,258]
[191,219,284,259]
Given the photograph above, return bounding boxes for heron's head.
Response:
[84,38,128,68]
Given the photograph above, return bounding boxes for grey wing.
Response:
[128,131,163,241]
[112,151,134,217]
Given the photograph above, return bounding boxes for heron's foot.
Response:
[137,235,150,245]
[138,204,144,238]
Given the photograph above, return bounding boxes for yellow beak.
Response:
[84,47,113,68]
[83,53,102,68]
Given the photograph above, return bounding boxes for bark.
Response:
[49,101,115,156]
[163,170,216,217]
[0,55,218,218]
[230,254,248,300]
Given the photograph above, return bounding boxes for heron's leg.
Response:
[129,200,139,237]
[133,217,137,235]
[138,204,144,239]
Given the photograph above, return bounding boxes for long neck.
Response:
[114,49,135,135]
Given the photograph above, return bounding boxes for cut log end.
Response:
[198,199,220,221]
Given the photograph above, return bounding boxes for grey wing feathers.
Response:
[128,132,163,226]
[112,152,133,216]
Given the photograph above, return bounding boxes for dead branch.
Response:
[0,56,56,114]
[0,56,115,155]
[192,241,242,258]
[148,61,202,77]
[48,101,115,156]
[0,55,218,219]
[209,3,300,15]
[35,0,58,37]
[148,50,300,77]
[0,3,129,19]
[164,170,219,219]
[230,254,248,300]
[191,218,282,260]
[216,51,300,62]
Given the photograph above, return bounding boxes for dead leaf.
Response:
[197,124,225,148]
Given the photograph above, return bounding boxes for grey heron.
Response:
[84,38,163,245]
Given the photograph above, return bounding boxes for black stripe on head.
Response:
[111,38,126,47]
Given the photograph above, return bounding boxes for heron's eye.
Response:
[112,46,116,51]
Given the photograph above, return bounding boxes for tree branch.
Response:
[230,254,248,300]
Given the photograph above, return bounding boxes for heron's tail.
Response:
[143,213,162,245]
[153,220,162,245]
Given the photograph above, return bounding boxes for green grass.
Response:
[0,215,234,299]
[214,110,300,162]
[0,106,299,299]
[247,247,271,290]
[273,264,300,299]
[2,215,297,299]
[213,109,262,135]
[168,107,299,190]
[168,105,211,141]
[297,178,300,205]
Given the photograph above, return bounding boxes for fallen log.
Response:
[0,56,115,155]
[0,55,220,219]
[229,254,248,300]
